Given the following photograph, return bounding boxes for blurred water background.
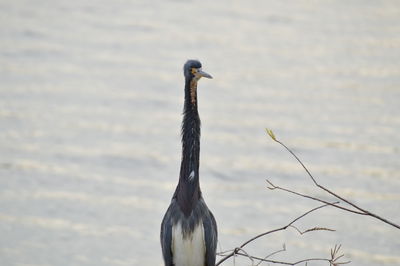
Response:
[1,0,400,265]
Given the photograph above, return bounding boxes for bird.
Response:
[160,60,218,266]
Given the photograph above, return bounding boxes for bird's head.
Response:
[183,59,213,81]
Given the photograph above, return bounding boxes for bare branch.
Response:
[233,247,254,265]
[232,244,350,266]
[216,203,338,265]
[217,127,396,265]
[330,244,351,265]
[254,244,286,266]
[266,179,365,215]
[235,251,332,265]
[289,225,335,235]
[265,128,400,230]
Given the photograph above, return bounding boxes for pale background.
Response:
[1,0,399,265]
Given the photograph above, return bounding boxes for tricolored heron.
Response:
[160,60,218,266]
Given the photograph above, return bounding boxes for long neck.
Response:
[175,76,202,216]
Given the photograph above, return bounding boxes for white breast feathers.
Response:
[171,221,205,266]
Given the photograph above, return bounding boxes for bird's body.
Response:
[161,60,217,266]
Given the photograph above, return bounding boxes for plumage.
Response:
[161,60,217,266]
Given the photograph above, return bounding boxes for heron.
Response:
[160,60,218,266]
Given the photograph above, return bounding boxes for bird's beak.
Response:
[198,69,213,79]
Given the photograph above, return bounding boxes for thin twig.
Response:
[255,244,286,266]
[232,244,350,265]
[233,247,255,265]
[266,179,365,215]
[266,129,400,230]
[330,244,351,265]
[289,225,335,235]
[216,202,338,265]
[235,252,332,265]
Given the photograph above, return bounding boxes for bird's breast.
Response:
[171,220,205,266]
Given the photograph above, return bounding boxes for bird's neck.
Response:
[175,77,202,216]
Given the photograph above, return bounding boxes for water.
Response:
[1,0,400,265]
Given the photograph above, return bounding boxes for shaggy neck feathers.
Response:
[174,76,202,217]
